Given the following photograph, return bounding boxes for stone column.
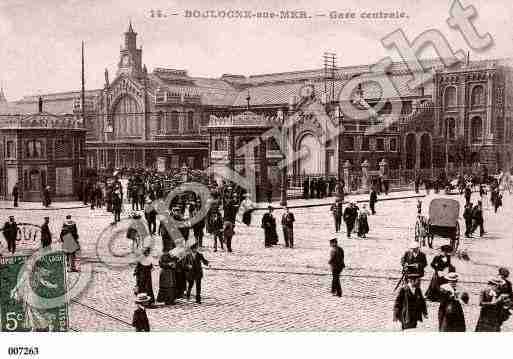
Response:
[343,160,351,194]
[361,159,370,192]
[484,72,493,142]
[415,134,421,170]
[280,121,288,207]
[259,139,268,201]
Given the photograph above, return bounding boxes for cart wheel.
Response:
[452,222,460,252]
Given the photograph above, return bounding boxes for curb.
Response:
[254,193,427,211]
[0,204,89,211]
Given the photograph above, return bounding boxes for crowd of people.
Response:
[395,242,512,331]
[2,164,512,333]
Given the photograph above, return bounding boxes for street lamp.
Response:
[335,105,345,203]
[279,108,288,207]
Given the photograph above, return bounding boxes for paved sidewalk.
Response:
[256,190,427,210]
[0,201,88,210]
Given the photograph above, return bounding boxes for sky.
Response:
[0,0,511,100]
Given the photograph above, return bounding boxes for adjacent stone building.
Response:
[0,100,86,201]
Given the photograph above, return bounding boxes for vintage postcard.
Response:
[0,0,512,357]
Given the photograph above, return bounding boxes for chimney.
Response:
[38,96,43,113]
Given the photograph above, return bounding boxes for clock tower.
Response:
[117,21,143,77]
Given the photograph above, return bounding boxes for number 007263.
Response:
[7,347,39,355]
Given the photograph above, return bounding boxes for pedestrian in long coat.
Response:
[144,199,157,235]
[40,217,52,249]
[357,205,370,238]
[330,201,343,233]
[393,274,428,330]
[281,207,295,248]
[12,183,19,207]
[112,190,122,223]
[132,293,151,332]
[184,244,209,304]
[438,273,468,332]
[156,252,177,305]
[328,238,345,297]
[343,202,358,238]
[463,202,473,238]
[60,215,80,272]
[209,210,224,251]
[3,216,18,254]
[464,186,472,205]
[426,245,455,301]
[261,206,278,247]
[471,201,484,236]
[369,189,377,215]
[134,247,155,306]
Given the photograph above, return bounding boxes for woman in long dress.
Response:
[134,247,155,306]
[425,245,455,301]
[357,204,370,238]
[393,273,427,330]
[438,273,468,332]
[156,252,177,305]
[475,277,508,331]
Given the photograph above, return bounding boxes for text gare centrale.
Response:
[329,11,408,19]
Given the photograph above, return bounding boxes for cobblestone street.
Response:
[3,191,513,331]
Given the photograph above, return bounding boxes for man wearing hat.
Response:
[328,238,345,297]
[184,243,209,304]
[471,200,484,237]
[132,293,151,332]
[281,206,295,248]
[438,272,468,331]
[330,201,343,233]
[393,273,428,330]
[40,217,52,249]
[3,216,18,255]
[144,198,157,235]
[343,202,358,238]
[261,206,278,247]
[60,215,80,272]
[400,241,427,284]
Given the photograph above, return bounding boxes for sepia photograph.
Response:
[0,0,512,357]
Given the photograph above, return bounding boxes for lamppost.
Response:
[279,108,288,207]
[335,105,345,203]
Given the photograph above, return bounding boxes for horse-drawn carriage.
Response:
[415,198,461,251]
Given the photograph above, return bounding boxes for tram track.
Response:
[68,298,132,332]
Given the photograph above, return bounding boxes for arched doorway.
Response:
[405,133,416,169]
[419,134,432,169]
[298,133,322,175]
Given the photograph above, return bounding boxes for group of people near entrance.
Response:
[1,214,81,272]
[330,200,370,239]
[394,243,512,331]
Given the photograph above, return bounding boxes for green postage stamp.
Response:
[0,251,68,332]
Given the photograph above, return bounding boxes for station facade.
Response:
[3,24,513,190]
